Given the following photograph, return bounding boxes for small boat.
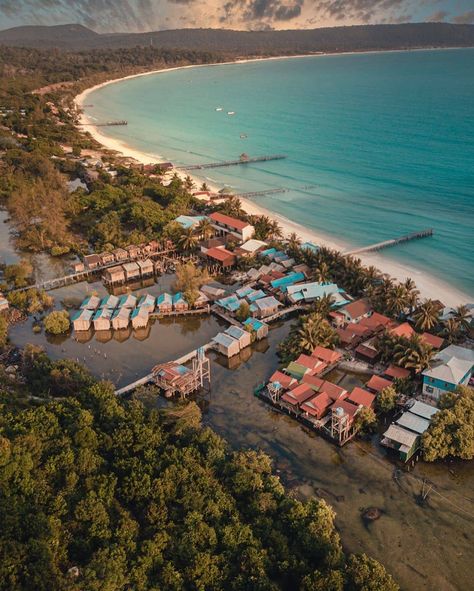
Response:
[227,111,235,116]
[240,134,247,139]
[215,107,223,111]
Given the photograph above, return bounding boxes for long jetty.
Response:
[177,154,286,171]
[212,188,288,201]
[344,228,433,256]
[81,120,128,127]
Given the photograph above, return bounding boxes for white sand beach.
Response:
[75,63,471,308]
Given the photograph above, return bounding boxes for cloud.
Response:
[452,10,474,24]
[426,10,448,22]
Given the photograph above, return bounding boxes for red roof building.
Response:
[301,374,325,391]
[366,374,393,393]
[347,387,375,408]
[301,392,333,419]
[204,247,236,268]
[330,399,359,423]
[281,384,315,408]
[269,370,297,390]
[359,312,392,332]
[321,381,347,401]
[209,212,254,242]
[390,322,415,339]
[421,332,444,349]
[311,346,342,365]
[384,365,411,380]
[339,298,372,324]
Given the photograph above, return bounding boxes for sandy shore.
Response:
[75,60,471,308]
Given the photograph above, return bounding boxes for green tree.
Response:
[354,407,377,434]
[43,310,71,334]
[377,386,398,413]
[0,315,8,350]
[413,299,440,332]
[236,301,250,322]
[346,554,399,591]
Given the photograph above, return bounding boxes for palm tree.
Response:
[312,261,331,283]
[386,284,409,317]
[312,294,335,318]
[268,219,283,240]
[393,334,434,373]
[287,232,301,254]
[403,277,420,312]
[184,175,195,191]
[452,305,471,334]
[221,196,244,218]
[441,319,461,344]
[413,299,440,332]
[253,215,272,241]
[177,228,198,253]
[196,218,214,241]
[200,182,209,191]
[296,316,338,353]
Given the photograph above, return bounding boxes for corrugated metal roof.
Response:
[212,332,239,348]
[225,325,246,340]
[396,412,430,434]
[383,424,418,447]
[408,400,438,420]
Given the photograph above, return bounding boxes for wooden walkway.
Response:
[344,229,433,256]
[264,304,305,323]
[177,155,286,171]
[213,188,288,200]
[151,306,210,319]
[210,305,242,327]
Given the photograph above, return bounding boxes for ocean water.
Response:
[86,49,474,297]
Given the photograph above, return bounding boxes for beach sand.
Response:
[75,63,471,308]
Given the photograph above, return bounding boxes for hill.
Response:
[0,22,473,54]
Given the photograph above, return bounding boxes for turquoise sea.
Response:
[85,49,474,297]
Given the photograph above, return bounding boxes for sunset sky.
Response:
[0,0,473,32]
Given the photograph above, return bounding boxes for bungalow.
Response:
[337,298,372,324]
[235,286,254,299]
[359,312,392,333]
[384,365,411,381]
[204,247,236,269]
[103,265,125,285]
[72,262,85,274]
[99,294,119,310]
[366,374,393,394]
[93,307,113,331]
[212,332,241,358]
[246,289,266,303]
[295,354,327,375]
[281,383,315,414]
[201,285,226,301]
[300,392,333,421]
[422,344,474,402]
[390,322,415,340]
[131,307,150,329]
[123,262,141,282]
[137,259,154,277]
[311,346,341,367]
[125,244,141,260]
[225,325,252,349]
[243,317,269,340]
[235,238,267,257]
[71,308,94,332]
[99,251,115,266]
[421,332,444,350]
[319,380,348,402]
[355,339,380,363]
[209,212,255,243]
[80,295,101,311]
[112,307,131,330]
[112,248,128,262]
[173,293,189,312]
[347,387,375,408]
[156,293,173,313]
[118,294,137,309]
[251,296,282,319]
[138,294,155,311]
[83,254,101,269]
[286,282,343,305]
[175,214,207,230]
[194,291,210,309]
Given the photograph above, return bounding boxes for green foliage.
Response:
[43,310,70,334]
[376,386,398,413]
[236,301,251,322]
[7,288,53,314]
[346,554,399,591]
[3,259,33,288]
[353,407,377,434]
[173,262,209,306]
[0,316,8,350]
[423,385,474,461]
[279,312,338,363]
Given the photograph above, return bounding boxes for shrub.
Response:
[43,310,70,334]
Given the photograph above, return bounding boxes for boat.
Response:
[215,107,223,111]
[227,111,235,116]
[240,134,247,139]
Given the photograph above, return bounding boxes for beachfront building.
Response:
[286,282,347,306]
[235,239,268,257]
[131,307,150,330]
[204,247,236,270]
[71,309,94,332]
[103,265,125,285]
[80,295,101,311]
[225,325,251,349]
[137,259,154,278]
[93,307,113,331]
[112,307,131,330]
[250,296,282,319]
[422,344,474,403]
[123,262,141,282]
[208,212,255,243]
[243,317,269,341]
[212,332,240,358]
[156,293,173,313]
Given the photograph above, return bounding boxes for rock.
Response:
[362,506,382,522]
[5,365,16,374]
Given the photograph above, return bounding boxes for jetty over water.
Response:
[81,120,128,127]
[214,188,288,201]
[177,154,286,171]
[344,228,433,256]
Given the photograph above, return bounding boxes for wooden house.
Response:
[280,384,315,415]
[99,294,119,310]
[103,265,125,285]
[123,262,140,282]
[138,294,155,311]
[300,392,333,421]
[243,317,268,340]
[80,295,101,310]
[131,307,150,329]
[112,307,131,330]
[112,248,128,262]
[99,251,115,266]
[72,309,94,332]
[93,307,113,331]
[137,259,154,277]
[172,293,189,312]
[225,325,251,349]
[366,374,393,394]
[125,244,141,260]
[212,332,240,358]
[156,293,172,313]
[72,262,85,273]
[250,296,282,319]
[194,291,210,309]
[83,254,101,269]
[118,294,137,309]
[204,247,236,269]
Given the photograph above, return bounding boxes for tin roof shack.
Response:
[216,295,242,314]
[172,293,189,312]
[225,325,251,349]
[83,254,101,269]
[251,296,282,319]
[280,384,315,415]
[209,212,255,243]
[243,317,268,340]
[235,238,268,257]
[137,259,154,277]
[194,291,210,309]
[103,265,125,285]
[99,251,115,266]
[72,262,85,274]
[125,244,141,260]
[112,307,131,330]
[381,425,419,463]
[80,295,101,311]
[204,247,236,269]
[93,307,113,331]
[112,248,128,262]
[118,294,137,309]
[72,309,94,332]
[100,294,119,310]
[212,332,240,358]
[138,294,155,311]
[131,307,150,329]
[201,285,226,301]
[156,293,172,313]
[123,262,141,282]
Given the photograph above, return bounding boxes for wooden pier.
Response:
[177,154,286,171]
[344,228,433,256]
[151,306,210,319]
[213,188,288,201]
[82,120,128,127]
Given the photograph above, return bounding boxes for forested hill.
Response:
[0,22,473,54]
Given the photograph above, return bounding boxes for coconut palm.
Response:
[393,334,434,373]
[184,175,195,191]
[287,232,301,254]
[386,284,410,317]
[452,305,471,334]
[312,261,331,283]
[177,228,198,253]
[200,182,209,191]
[253,215,273,241]
[296,315,338,353]
[196,218,214,241]
[413,299,440,332]
[220,196,244,218]
[268,219,283,240]
[312,293,335,318]
[441,319,461,344]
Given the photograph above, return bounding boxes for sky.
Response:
[0,0,473,32]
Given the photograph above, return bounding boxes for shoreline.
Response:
[75,56,472,308]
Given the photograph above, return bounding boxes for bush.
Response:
[43,310,70,334]
[50,245,70,256]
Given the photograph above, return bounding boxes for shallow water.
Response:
[86,49,474,298]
